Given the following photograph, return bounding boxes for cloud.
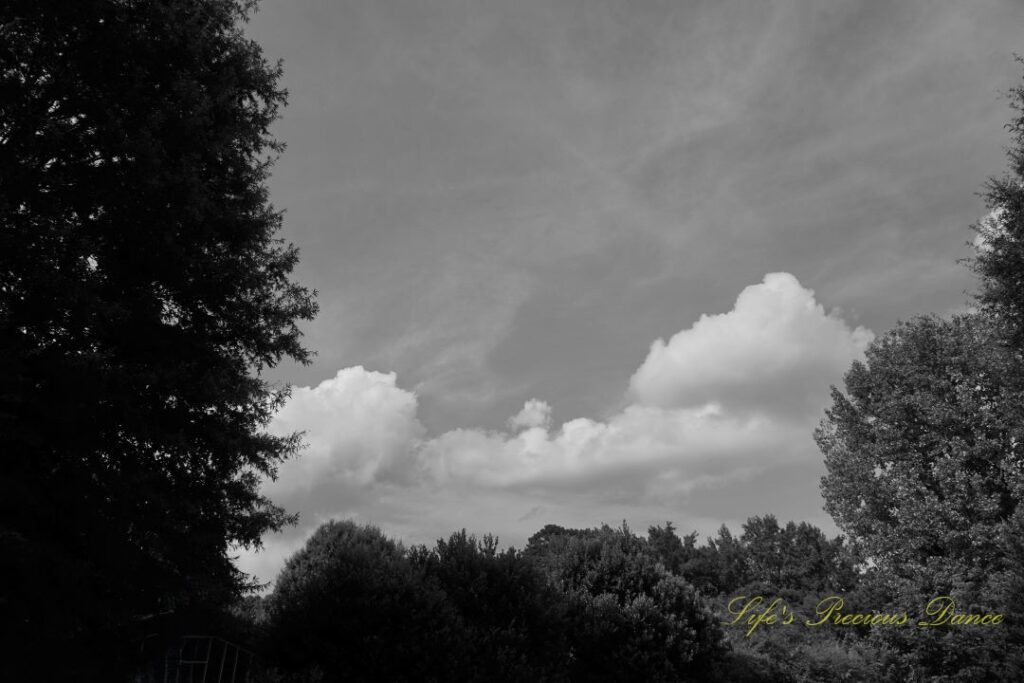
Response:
[507,398,553,431]
[245,273,872,584]
[264,366,424,492]
[629,273,874,416]
[420,403,792,491]
[417,275,871,492]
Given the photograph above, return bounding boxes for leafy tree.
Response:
[646,518,856,604]
[269,524,575,682]
[817,314,1024,679]
[267,521,461,683]
[970,58,1024,347]
[647,520,699,575]
[0,0,316,676]
[658,523,751,595]
[818,314,1021,576]
[409,530,574,681]
[740,515,856,594]
[525,523,724,681]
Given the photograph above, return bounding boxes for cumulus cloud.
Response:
[237,367,425,583]
[629,273,873,415]
[265,366,424,492]
[421,403,799,492]
[245,273,872,584]
[507,399,553,431]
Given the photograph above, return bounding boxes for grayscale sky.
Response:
[237,0,1024,584]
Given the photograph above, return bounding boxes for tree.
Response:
[817,314,1024,679]
[691,525,751,595]
[524,523,724,681]
[740,515,856,594]
[267,522,461,683]
[970,58,1024,347]
[409,530,575,681]
[818,315,1021,576]
[0,0,316,676]
[646,521,698,575]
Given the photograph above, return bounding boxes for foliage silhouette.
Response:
[0,0,316,676]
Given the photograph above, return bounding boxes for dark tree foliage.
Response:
[646,518,855,598]
[267,523,572,683]
[686,525,750,595]
[739,515,856,594]
[267,522,461,683]
[268,523,574,682]
[409,530,575,681]
[642,520,872,682]
[646,520,696,575]
[524,523,724,681]
[970,58,1024,348]
[256,517,875,682]
[0,0,316,676]
[267,521,727,682]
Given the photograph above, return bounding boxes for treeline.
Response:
[229,516,860,682]
[238,520,721,682]
[232,494,1024,682]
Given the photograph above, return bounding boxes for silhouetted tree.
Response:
[410,530,574,681]
[268,522,460,683]
[0,0,316,676]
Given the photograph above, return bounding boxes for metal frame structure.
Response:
[136,635,257,683]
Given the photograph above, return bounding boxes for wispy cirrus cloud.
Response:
[251,0,1018,439]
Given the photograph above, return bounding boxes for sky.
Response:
[236,0,1024,584]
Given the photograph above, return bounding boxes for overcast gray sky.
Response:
[237,0,1024,584]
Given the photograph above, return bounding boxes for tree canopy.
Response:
[817,314,1022,577]
[261,521,727,682]
[0,0,316,677]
